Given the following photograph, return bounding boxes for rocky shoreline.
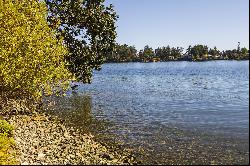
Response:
[5,111,138,165]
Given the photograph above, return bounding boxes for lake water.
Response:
[49,61,249,164]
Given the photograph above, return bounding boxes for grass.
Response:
[0,119,18,165]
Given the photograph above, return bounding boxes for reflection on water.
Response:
[44,93,112,134]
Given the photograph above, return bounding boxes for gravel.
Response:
[7,113,138,165]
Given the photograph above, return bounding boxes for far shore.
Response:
[104,59,249,64]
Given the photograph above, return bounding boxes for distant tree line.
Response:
[105,43,249,62]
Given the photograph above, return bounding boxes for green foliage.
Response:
[106,43,248,62]
[187,45,209,60]
[46,0,118,83]
[0,120,17,165]
[208,47,220,57]
[221,48,249,60]
[241,47,248,56]
[155,46,171,60]
[240,47,249,60]
[155,46,183,60]
[106,44,138,62]
[0,0,72,101]
[142,45,155,59]
[0,120,14,137]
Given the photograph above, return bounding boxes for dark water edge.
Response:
[44,93,249,165]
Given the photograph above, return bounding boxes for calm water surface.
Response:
[50,61,249,164]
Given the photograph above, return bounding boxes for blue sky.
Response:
[105,0,249,51]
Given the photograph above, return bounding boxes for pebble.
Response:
[7,113,137,165]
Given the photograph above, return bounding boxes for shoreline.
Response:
[1,97,249,165]
[104,59,249,64]
[4,110,139,165]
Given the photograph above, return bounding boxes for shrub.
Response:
[0,0,73,102]
[0,120,17,165]
[0,120,14,137]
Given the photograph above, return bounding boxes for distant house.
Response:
[207,54,213,60]
[214,55,221,59]
[151,58,160,62]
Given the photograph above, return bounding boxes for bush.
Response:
[0,120,14,137]
[0,0,73,102]
[0,120,17,165]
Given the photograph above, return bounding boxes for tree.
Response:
[142,45,154,60]
[155,46,171,61]
[0,0,72,101]
[187,45,208,60]
[171,47,183,60]
[222,49,238,60]
[208,47,220,59]
[45,0,118,83]
[240,47,249,60]
[138,49,144,60]
[128,45,138,62]
[155,46,183,61]
[105,44,137,62]
[241,47,248,55]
